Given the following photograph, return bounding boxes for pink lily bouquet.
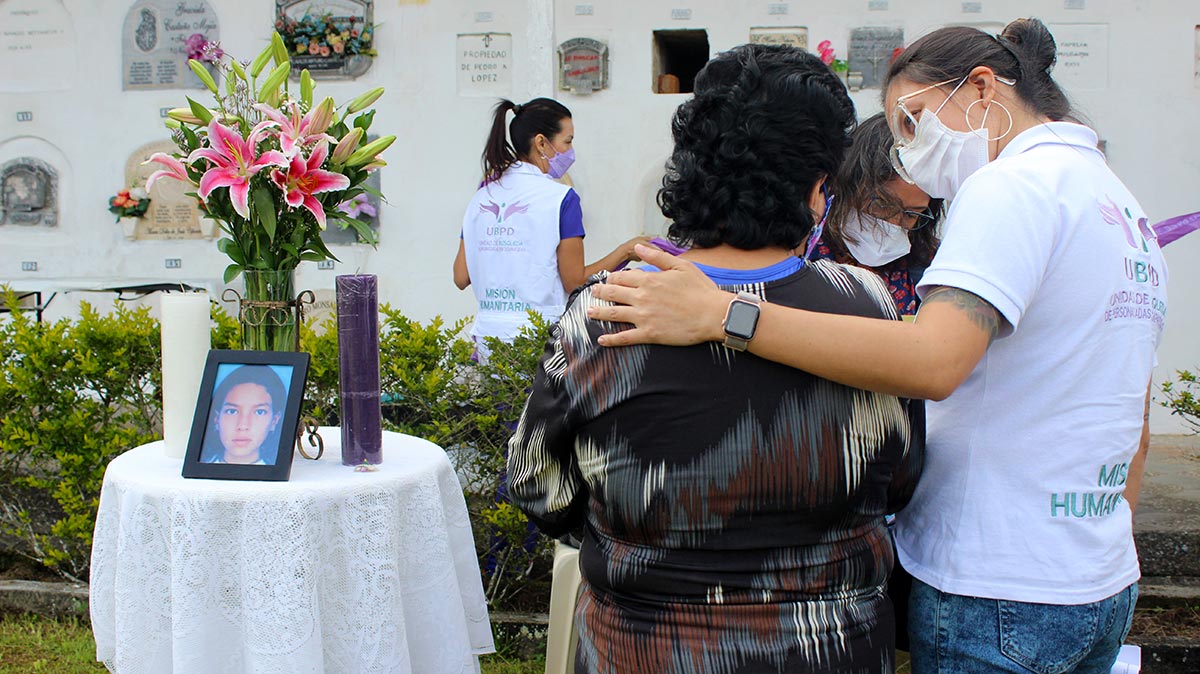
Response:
[145,33,393,283]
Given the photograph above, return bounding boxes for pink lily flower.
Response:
[143,152,193,191]
[270,141,350,230]
[187,120,288,220]
[254,101,334,157]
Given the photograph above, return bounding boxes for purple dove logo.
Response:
[1099,196,1156,253]
[479,200,530,223]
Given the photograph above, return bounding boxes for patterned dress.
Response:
[508,260,924,674]
[812,239,931,317]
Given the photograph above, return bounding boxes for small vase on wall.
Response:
[119,217,138,240]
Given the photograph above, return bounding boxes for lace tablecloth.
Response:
[90,429,494,674]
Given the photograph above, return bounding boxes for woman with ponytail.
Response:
[588,18,1164,671]
[452,97,648,354]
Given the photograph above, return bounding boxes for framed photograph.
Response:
[183,350,310,481]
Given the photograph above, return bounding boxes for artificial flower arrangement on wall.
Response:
[109,187,150,239]
[275,0,376,79]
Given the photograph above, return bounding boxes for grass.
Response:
[0,615,545,674]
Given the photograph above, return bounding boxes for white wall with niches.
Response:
[0,0,1197,432]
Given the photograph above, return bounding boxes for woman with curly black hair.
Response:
[815,113,943,317]
[507,43,923,674]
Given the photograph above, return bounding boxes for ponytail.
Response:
[481,99,519,184]
[480,97,573,183]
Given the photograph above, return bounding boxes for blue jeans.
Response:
[908,578,1137,674]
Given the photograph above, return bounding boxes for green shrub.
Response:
[1,296,554,611]
[1161,369,1200,434]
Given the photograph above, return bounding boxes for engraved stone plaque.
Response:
[558,38,609,94]
[1048,23,1109,91]
[277,0,374,80]
[749,27,808,50]
[125,141,206,240]
[848,27,904,90]
[122,0,220,91]
[0,158,58,227]
[0,0,76,93]
[457,33,513,97]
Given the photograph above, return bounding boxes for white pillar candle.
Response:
[161,293,211,459]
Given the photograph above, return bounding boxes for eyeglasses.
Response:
[888,75,1016,183]
[866,197,937,231]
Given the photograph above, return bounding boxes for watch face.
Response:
[724,300,760,339]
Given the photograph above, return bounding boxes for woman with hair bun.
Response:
[589,18,1165,671]
[508,44,924,673]
[452,97,648,355]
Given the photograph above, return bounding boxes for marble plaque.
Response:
[558,38,608,94]
[0,0,76,93]
[457,33,513,97]
[749,27,808,50]
[324,170,382,244]
[849,27,904,90]
[1048,23,1108,91]
[122,0,220,91]
[277,0,374,80]
[125,141,206,240]
[0,158,58,227]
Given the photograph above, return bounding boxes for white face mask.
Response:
[842,211,911,267]
[895,81,989,200]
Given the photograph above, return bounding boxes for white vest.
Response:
[462,162,572,341]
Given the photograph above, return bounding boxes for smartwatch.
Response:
[722,291,762,351]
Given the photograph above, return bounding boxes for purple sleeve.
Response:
[559,190,585,240]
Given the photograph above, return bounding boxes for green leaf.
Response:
[252,188,277,241]
[223,264,243,284]
[345,217,378,245]
[181,126,200,150]
[185,97,214,125]
[359,182,385,200]
[300,252,326,262]
[353,109,375,132]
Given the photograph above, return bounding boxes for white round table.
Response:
[89,429,495,674]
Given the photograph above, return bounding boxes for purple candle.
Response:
[336,274,383,465]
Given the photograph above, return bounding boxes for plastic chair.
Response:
[545,541,582,674]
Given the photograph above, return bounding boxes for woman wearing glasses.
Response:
[814,113,941,317]
[588,17,1164,673]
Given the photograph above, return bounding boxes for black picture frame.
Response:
[182,350,310,481]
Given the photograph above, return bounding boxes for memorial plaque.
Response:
[849,26,904,90]
[0,0,76,93]
[125,141,206,240]
[558,38,609,94]
[0,158,58,228]
[457,33,513,97]
[1048,23,1108,91]
[324,170,382,244]
[122,0,220,91]
[1194,26,1199,89]
[277,0,374,80]
[749,27,808,50]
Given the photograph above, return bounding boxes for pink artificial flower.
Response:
[319,45,331,57]
[269,141,350,230]
[338,193,376,219]
[253,101,334,157]
[143,152,193,191]
[820,50,834,65]
[308,42,320,55]
[188,121,289,220]
[818,40,832,52]
[333,42,345,54]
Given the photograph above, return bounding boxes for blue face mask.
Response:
[546,147,575,179]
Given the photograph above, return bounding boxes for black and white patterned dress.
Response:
[508,260,924,674]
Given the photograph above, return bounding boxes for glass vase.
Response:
[240,270,298,352]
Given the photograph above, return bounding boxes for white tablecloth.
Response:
[90,429,494,674]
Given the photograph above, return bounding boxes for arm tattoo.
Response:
[923,286,1004,342]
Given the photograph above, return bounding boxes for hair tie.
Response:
[513,104,523,115]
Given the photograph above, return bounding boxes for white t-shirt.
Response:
[462,162,574,341]
[895,122,1168,605]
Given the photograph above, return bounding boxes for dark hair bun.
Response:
[1001,17,1057,75]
